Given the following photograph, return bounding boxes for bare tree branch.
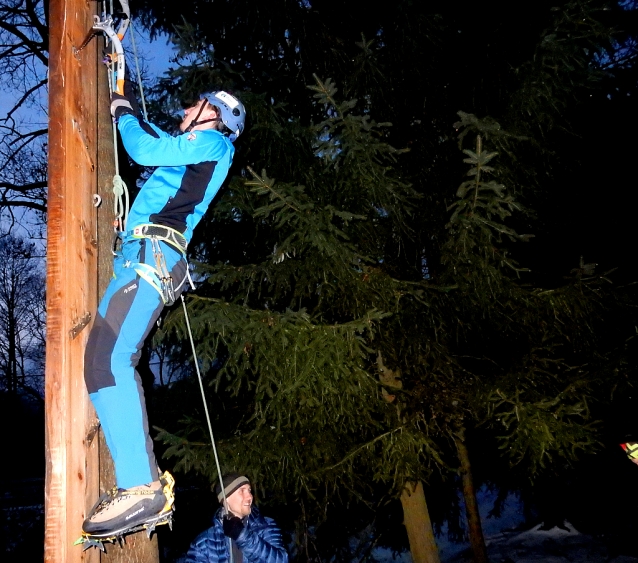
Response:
[0,0,49,230]
[0,78,48,123]
[26,0,48,51]
[0,2,48,67]
[1,180,46,191]
[0,21,47,67]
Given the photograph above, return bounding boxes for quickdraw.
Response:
[128,238,185,307]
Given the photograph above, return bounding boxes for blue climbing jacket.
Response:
[185,506,288,563]
[117,114,235,242]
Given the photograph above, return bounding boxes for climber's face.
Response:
[180,99,219,133]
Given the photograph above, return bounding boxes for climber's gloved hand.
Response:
[123,78,142,115]
[223,515,244,540]
[110,93,135,121]
[111,77,143,120]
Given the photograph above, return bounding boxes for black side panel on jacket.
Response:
[150,161,217,232]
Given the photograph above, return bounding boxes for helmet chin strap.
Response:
[185,102,221,133]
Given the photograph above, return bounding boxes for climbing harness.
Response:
[127,225,192,305]
[130,224,188,253]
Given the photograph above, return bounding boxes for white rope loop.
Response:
[112,174,129,233]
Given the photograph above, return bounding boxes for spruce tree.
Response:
[153,92,620,563]
[127,2,638,560]
[155,74,440,561]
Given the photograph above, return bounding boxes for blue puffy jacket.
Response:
[185,506,288,563]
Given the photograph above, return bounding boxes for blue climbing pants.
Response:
[84,237,187,489]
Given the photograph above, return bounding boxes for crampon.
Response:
[75,471,175,551]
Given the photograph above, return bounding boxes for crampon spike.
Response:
[75,535,108,552]
[77,510,175,550]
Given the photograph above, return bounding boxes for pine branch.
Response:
[315,427,404,474]
[246,166,302,213]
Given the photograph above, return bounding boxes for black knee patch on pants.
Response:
[84,277,141,394]
[84,313,118,394]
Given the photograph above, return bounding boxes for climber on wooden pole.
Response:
[78,48,246,545]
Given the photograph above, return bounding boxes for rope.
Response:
[129,19,149,122]
[112,175,129,233]
[102,0,137,233]
[180,295,228,510]
[180,295,233,563]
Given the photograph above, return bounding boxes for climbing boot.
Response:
[81,470,175,540]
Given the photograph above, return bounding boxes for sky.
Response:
[0,17,173,131]
[125,24,174,89]
[4,5,638,562]
[0,13,173,238]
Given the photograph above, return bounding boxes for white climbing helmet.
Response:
[201,91,246,142]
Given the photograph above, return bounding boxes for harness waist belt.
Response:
[129,224,187,253]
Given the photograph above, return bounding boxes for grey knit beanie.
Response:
[215,473,250,503]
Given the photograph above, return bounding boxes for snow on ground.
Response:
[374,486,638,563]
[374,521,638,563]
[447,522,638,563]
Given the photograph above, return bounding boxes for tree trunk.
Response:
[455,429,488,563]
[8,301,16,394]
[400,481,440,563]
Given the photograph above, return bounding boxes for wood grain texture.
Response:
[45,1,100,561]
[47,4,161,560]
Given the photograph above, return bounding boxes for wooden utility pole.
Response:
[46,0,101,559]
[45,1,158,561]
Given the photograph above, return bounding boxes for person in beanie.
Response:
[185,473,288,563]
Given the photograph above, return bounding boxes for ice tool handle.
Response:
[75,1,130,94]
[92,0,130,95]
